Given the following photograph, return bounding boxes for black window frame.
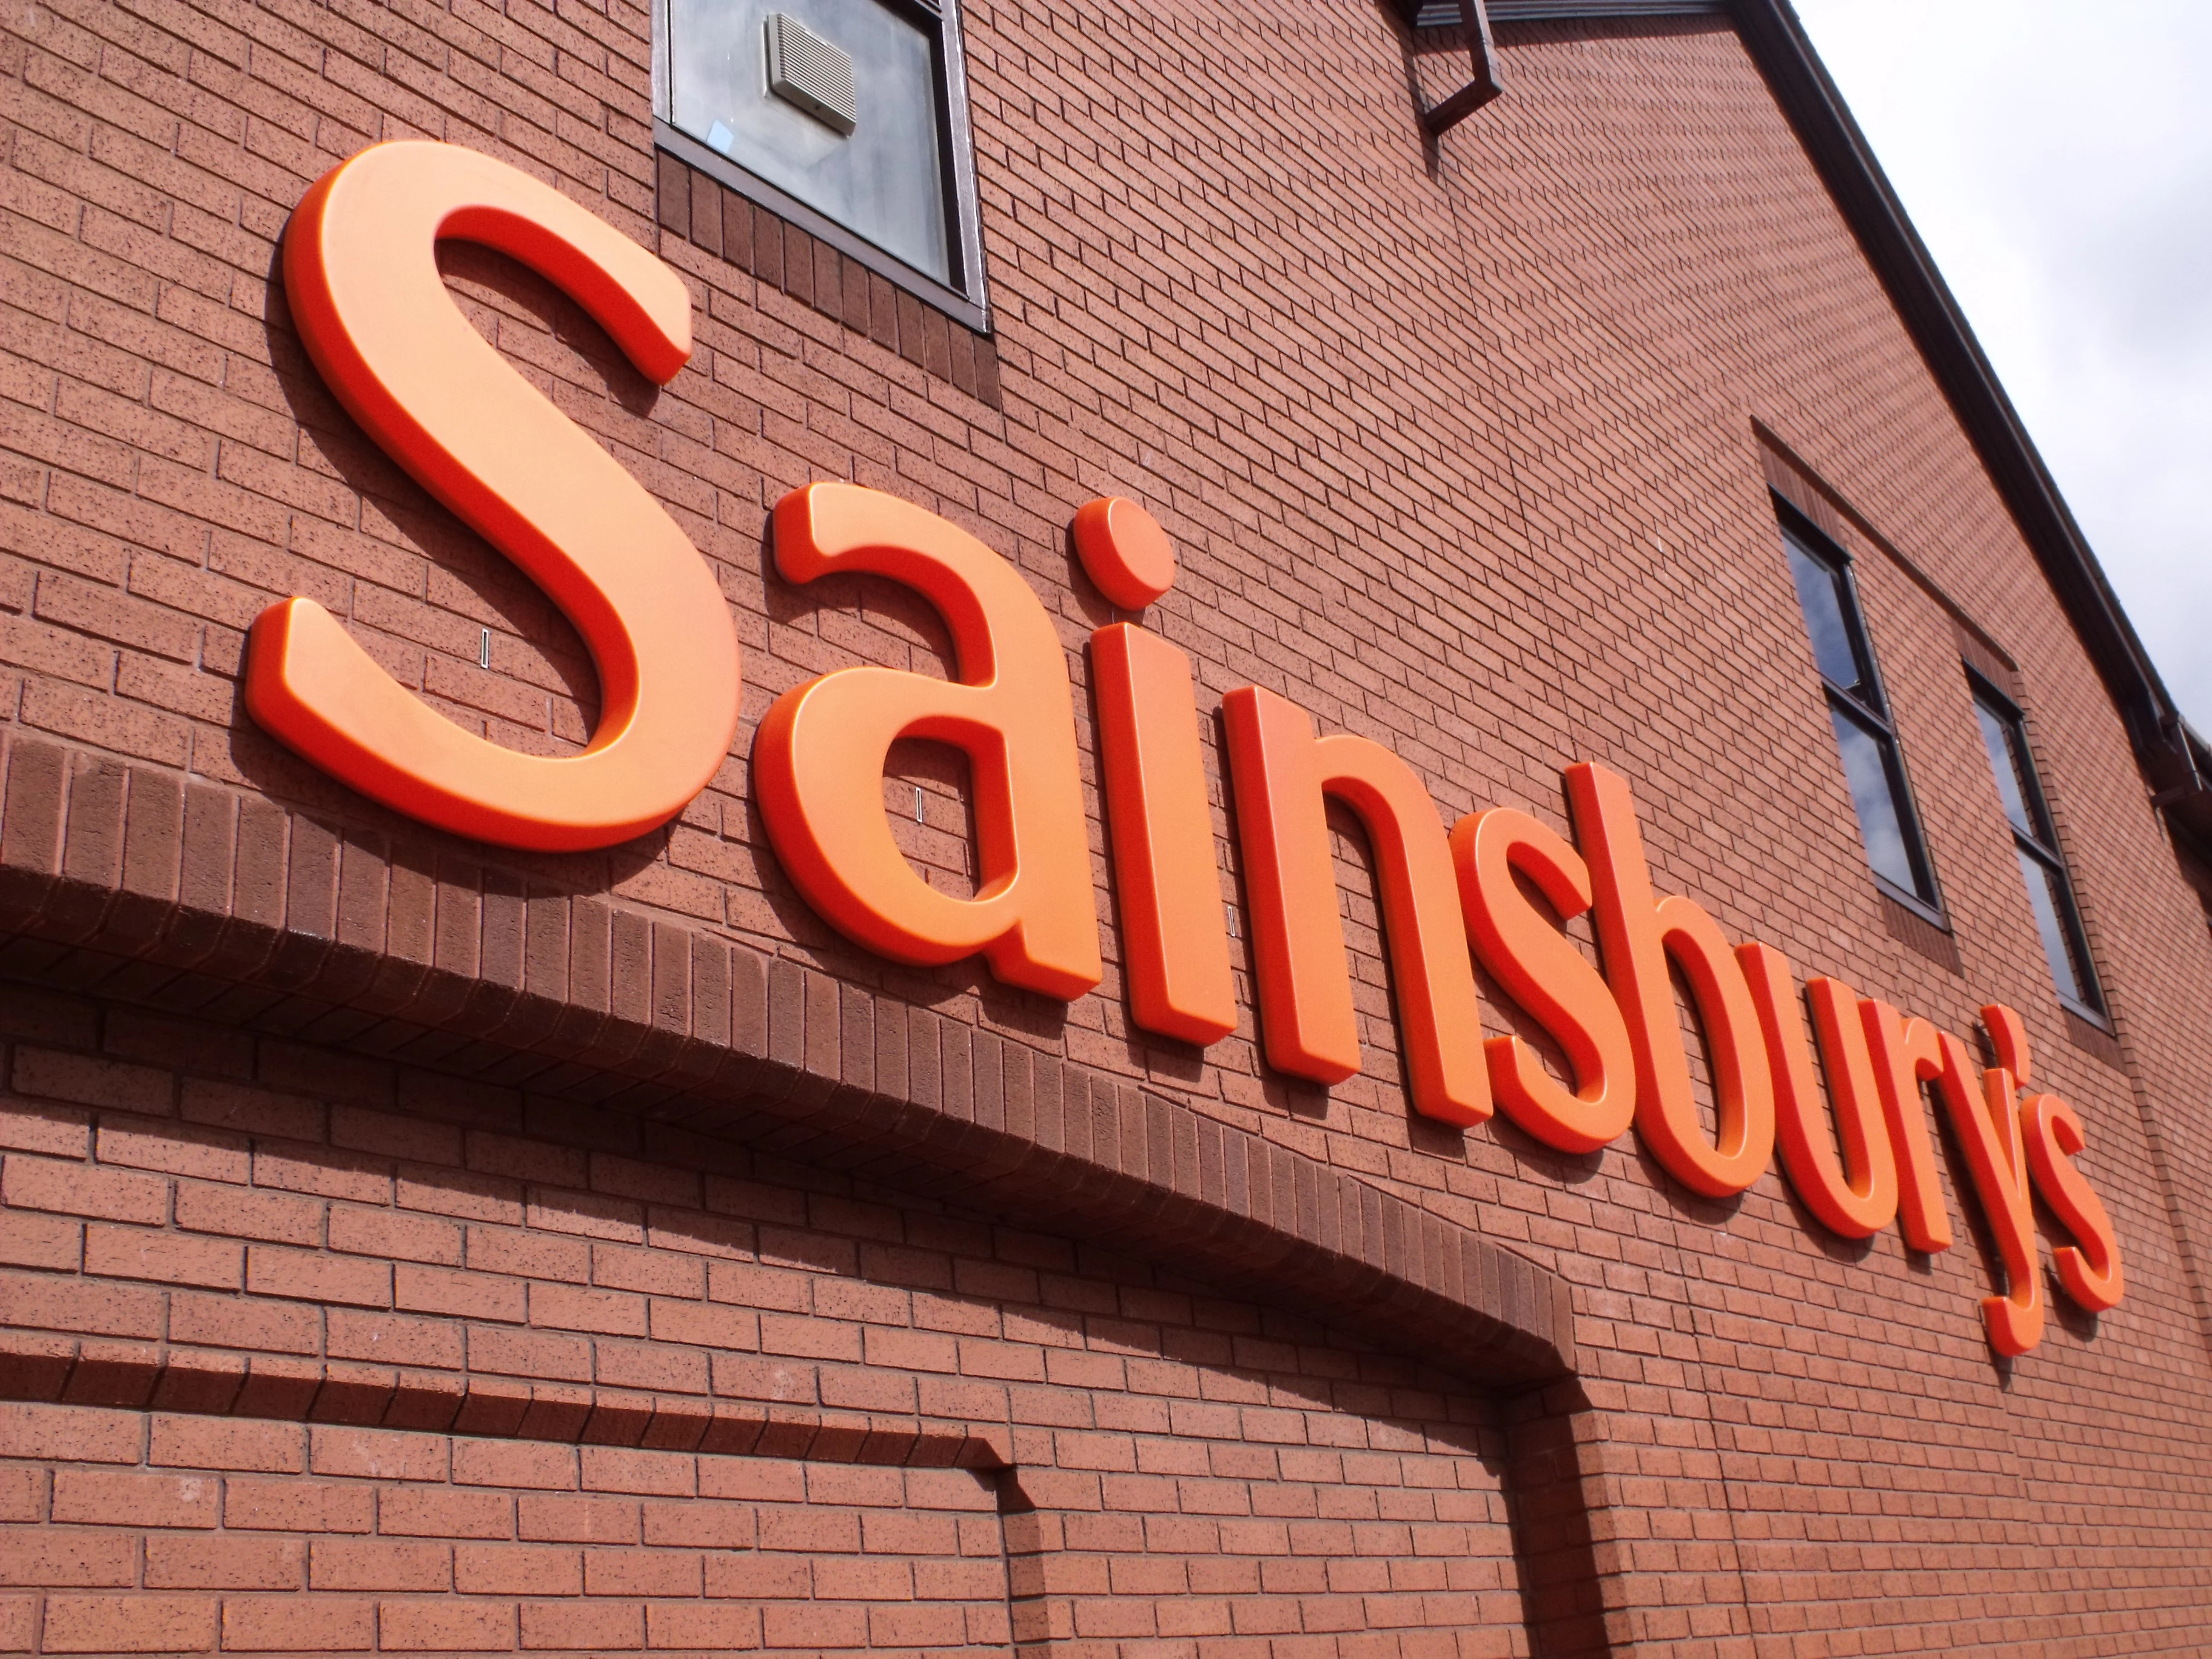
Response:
[1775,500,1946,925]
[1968,671,2107,1022]
[652,0,991,332]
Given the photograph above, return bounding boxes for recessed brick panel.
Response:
[0,1037,1524,1651]
[0,1419,1014,1655]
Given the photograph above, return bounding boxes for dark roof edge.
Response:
[1721,0,2212,828]
[1486,1,1720,17]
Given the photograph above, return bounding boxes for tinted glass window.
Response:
[1975,700,2038,839]
[669,0,952,282]
[1778,511,1936,908]
[1785,537,1864,694]
[1974,683,2100,1013]
[1831,706,1919,894]
[2018,846,2088,1005]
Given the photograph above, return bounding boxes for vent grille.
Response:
[765,12,858,134]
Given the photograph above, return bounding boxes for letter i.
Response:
[1078,498,1238,1045]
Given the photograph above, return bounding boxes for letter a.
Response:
[753,483,1101,1000]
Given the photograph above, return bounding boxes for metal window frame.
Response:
[1968,671,2108,1021]
[1777,504,1946,924]
[652,0,991,332]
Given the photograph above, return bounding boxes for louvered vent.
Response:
[765,13,858,135]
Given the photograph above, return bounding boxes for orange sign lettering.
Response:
[1080,500,1237,1046]
[250,143,741,851]
[1224,686,1489,1127]
[1569,763,1774,1196]
[752,483,1101,1000]
[1743,954,1899,1238]
[1936,1035,2043,1355]
[1454,807,1634,1153]
[260,144,2130,1350]
[2021,1088,2124,1312]
[1091,620,1238,1045]
[1859,1002,1957,1253]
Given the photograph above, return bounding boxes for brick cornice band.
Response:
[0,736,1573,1390]
[0,1332,1010,1469]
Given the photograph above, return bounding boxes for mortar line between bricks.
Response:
[1684,1292,1769,1659]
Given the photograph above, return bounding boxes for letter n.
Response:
[1221,686,1487,1126]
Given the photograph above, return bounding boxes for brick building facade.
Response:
[1,0,2210,1652]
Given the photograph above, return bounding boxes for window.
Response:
[654,0,988,325]
[1972,680,2103,1017]
[1777,510,1943,916]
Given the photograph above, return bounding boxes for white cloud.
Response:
[1791,0,2212,728]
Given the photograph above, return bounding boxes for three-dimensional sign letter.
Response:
[250,142,741,850]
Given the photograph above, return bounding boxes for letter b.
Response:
[1567,761,1774,1196]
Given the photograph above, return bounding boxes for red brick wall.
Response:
[0,1421,1008,1655]
[0,984,1521,1655]
[4,0,2212,1652]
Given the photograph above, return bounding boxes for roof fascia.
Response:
[1718,0,2204,814]
[1470,0,2205,823]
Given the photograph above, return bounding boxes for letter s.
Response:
[2020,1091,2125,1312]
[1453,806,1634,1153]
[247,142,741,851]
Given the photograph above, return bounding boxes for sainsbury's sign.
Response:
[247,142,2124,1356]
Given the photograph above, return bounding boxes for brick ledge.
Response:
[0,734,1572,1390]
[0,1332,1008,1467]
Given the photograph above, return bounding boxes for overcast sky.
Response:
[1791,0,2212,731]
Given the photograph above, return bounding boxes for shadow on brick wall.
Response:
[244,235,668,900]
[1503,1379,1614,1659]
